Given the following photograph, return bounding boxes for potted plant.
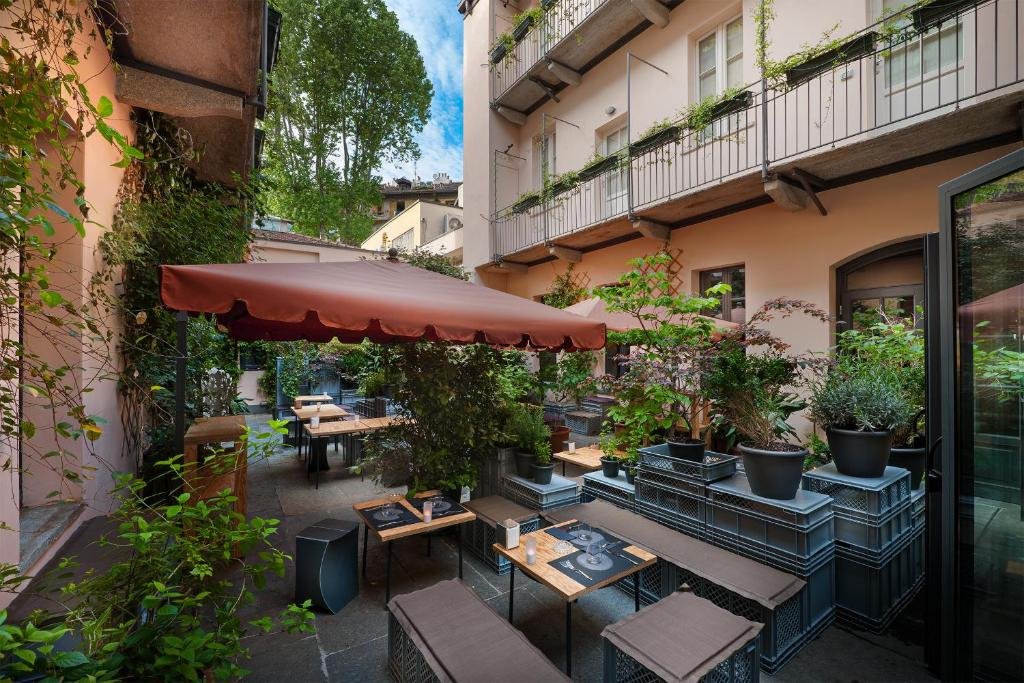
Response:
[532,439,554,485]
[810,367,911,478]
[622,447,639,485]
[507,403,550,478]
[599,436,621,477]
[834,317,926,487]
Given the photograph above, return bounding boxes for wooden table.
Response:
[303,416,406,488]
[292,393,333,407]
[492,519,657,676]
[184,415,247,515]
[553,445,608,476]
[353,492,477,604]
[290,404,350,458]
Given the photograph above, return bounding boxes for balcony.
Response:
[491,0,681,115]
[490,0,1024,266]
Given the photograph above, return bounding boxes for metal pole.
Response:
[761,76,770,179]
[626,52,669,221]
[174,310,187,455]
[542,112,550,243]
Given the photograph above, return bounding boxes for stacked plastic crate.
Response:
[500,473,580,511]
[802,464,922,633]
[633,442,738,538]
[704,474,836,673]
[582,470,635,511]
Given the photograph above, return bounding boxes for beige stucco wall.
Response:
[1,3,133,585]
[361,201,464,256]
[249,239,373,264]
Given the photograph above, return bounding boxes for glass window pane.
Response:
[702,270,725,317]
[727,56,743,89]
[700,72,717,100]
[699,34,716,73]
[726,19,743,59]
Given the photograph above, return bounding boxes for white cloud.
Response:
[377,0,464,183]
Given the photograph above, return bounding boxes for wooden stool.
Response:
[183,415,248,517]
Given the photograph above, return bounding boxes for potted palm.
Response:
[810,367,911,479]
[532,439,554,484]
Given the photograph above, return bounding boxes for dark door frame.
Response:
[835,238,925,330]
[935,147,1024,682]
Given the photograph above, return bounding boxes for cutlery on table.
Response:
[560,559,592,581]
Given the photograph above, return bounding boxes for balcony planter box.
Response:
[510,193,541,214]
[912,0,975,31]
[541,0,556,8]
[630,124,681,155]
[511,15,534,41]
[489,43,507,64]
[709,89,753,119]
[578,154,621,181]
[784,32,878,87]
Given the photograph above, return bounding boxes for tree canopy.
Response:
[262,0,433,244]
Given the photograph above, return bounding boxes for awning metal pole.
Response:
[174,310,187,454]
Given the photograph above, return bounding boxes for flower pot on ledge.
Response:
[827,428,892,478]
[532,462,554,485]
[600,456,620,478]
[515,451,536,478]
[666,436,705,462]
[738,444,806,500]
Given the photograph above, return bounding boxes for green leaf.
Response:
[53,650,89,668]
[96,95,113,118]
[39,290,63,307]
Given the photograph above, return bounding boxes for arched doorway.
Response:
[836,239,925,330]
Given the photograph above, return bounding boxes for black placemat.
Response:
[361,503,419,531]
[408,496,466,520]
[548,546,643,588]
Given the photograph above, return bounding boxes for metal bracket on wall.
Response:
[779,168,829,216]
[528,76,561,103]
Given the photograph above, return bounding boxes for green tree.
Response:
[262,0,433,244]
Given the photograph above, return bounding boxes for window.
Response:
[532,132,556,190]
[697,17,743,101]
[881,0,962,89]
[396,200,406,212]
[603,125,629,209]
[700,265,746,323]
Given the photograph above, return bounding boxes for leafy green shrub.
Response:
[810,367,911,432]
[505,403,550,455]
[534,438,552,465]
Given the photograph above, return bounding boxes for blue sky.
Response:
[378,0,464,184]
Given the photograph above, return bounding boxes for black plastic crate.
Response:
[709,474,834,528]
[462,515,540,575]
[565,410,604,435]
[614,558,678,606]
[635,468,706,536]
[674,559,835,674]
[638,442,739,483]
[388,611,441,683]
[802,464,912,524]
[832,501,914,554]
[501,473,580,511]
[705,526,834,578]
[834,527,924,633]
[603,625,760,682]
[583,470,636,511]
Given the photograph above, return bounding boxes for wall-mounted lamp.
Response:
[606,106,617,116]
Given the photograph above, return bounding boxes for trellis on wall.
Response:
[637,247,684,297]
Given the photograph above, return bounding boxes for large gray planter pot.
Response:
[890,445,927,489]
[828,428,892,478]
[738,444,806,500]
[532,463,554,485]
[515,451,536,478]
[666,437,705,462]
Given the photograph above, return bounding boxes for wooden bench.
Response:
[388,579,568,682]
[603,591,763,682]
[545,500,811,673]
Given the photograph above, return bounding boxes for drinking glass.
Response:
[575,522,593,544]
[524,536,537,565]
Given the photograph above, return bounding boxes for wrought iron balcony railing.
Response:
[492,0,1024,262]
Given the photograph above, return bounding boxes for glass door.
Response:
[937,148,1024,681]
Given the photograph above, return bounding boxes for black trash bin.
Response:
[295,519,359,614]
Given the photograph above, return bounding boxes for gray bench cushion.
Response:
[388,579,568,682]
[545,500,805,609]
[463,495,537,528]
[603,591,763,683]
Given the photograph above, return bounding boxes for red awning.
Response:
[160,259,606,350]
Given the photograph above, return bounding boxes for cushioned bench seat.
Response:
[388,579,568,683]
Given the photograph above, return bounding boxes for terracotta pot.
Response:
[549,425,570,454]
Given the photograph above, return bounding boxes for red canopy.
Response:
[160,259,606,350]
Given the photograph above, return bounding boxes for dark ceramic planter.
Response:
[890,445,927,490]
[515,451,536,478]
[511,16,533,41]
[827,428,892,478]
[550,425,570,454]
[600,456,620,478]
[784,32,878,87]
[625,467,636,485]
[532,463,554,485]
[666,437,705,462]
[489,43,507,64]
[738,444,806,500]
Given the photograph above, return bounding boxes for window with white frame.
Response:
[881,0,963,89]
[697,16,743,101]
[603,125,628,204]
[532,132,556,190]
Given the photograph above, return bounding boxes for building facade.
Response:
[461,0,1024,679]
[371,174,463,228]
[362,200,465,264]
[0,0,274,605]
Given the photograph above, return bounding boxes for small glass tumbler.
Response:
[568,442,576,453]
[310,415,320,428]
[422,500,433,523]
[524,536,537,565]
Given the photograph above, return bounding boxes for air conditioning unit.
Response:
[444,215,463,232]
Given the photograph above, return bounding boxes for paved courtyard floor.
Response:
[12,413,938,682]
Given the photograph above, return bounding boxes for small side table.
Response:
[295,519,359,614]
[184,415,247,516]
